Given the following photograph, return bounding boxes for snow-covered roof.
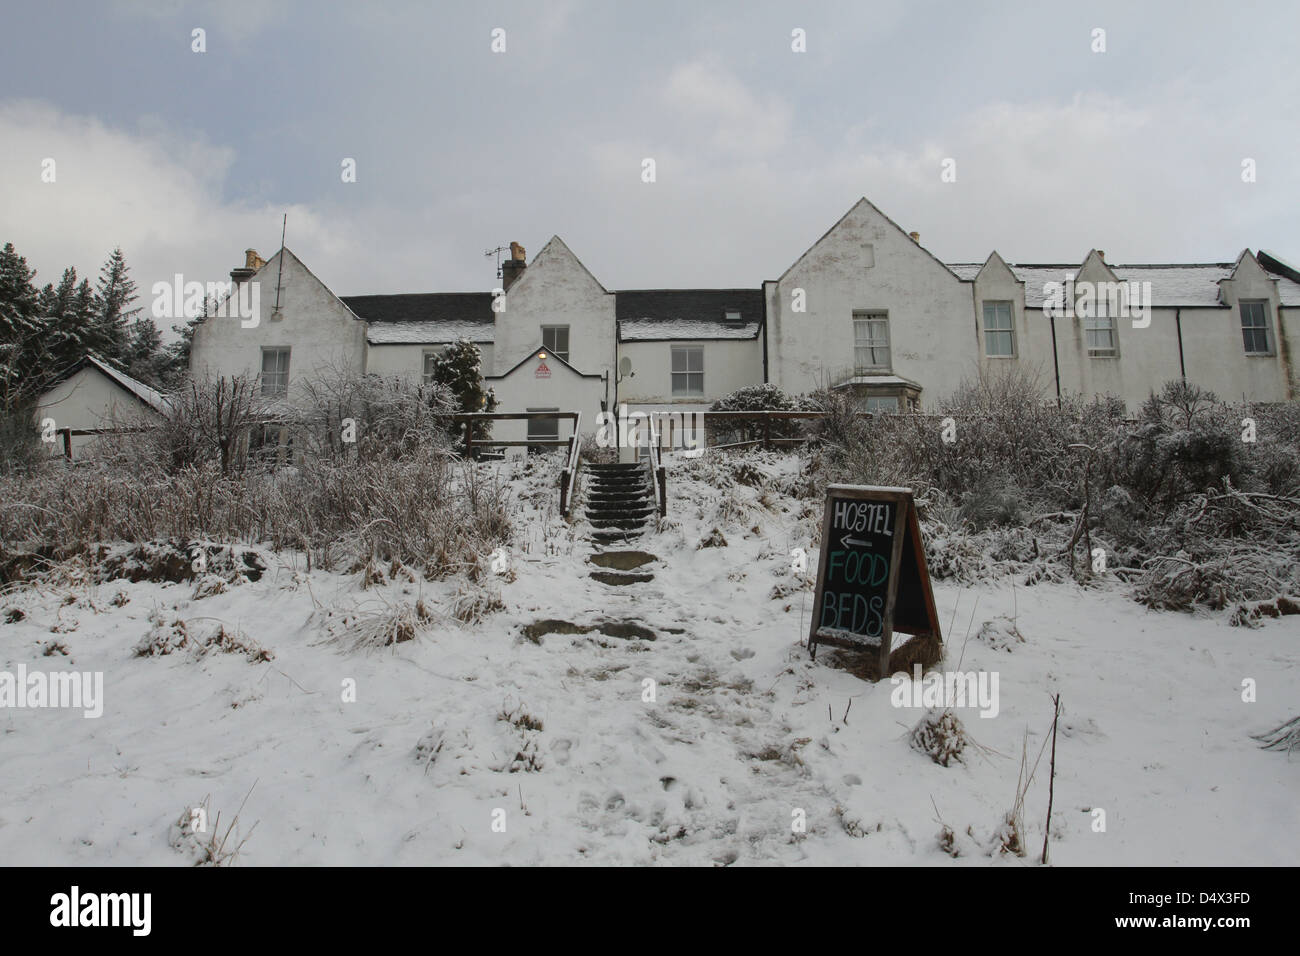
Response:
[832,374,922,390]
[619,318,760,341]
[365,320,495,345]
[342,292,496,344]
[946,262,1300,308]
[616,289,764,341]
[83,354,169,413]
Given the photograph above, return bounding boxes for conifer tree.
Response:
[92,247,139,363]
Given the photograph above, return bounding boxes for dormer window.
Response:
[982,301,1015,357]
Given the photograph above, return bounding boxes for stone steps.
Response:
[583,462,656,543]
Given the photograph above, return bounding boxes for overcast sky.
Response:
[2,0,1298,335]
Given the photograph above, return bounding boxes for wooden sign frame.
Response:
[807,485,942,678]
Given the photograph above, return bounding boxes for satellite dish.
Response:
[618,356,633,378]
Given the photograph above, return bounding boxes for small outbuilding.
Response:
[34,354,169,459]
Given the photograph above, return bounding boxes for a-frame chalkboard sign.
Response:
[807,485,942,677]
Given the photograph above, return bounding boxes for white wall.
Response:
[766,199,978,407]
[492,237,615,387]
[35,367,162,457]
[189,248,367,402]
[485,350,603,454]
[617,338,763,406]
[365,342,495,380]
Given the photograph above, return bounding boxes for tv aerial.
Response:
[484,245,510,279]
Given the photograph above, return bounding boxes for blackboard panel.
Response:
[809,485,942,676]
[811,487,907,649]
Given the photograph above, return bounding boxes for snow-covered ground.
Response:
[1,451,1296,865]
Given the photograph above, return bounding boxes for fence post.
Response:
[61,428,72,461]
[763,416,771,450]
[464,420,473,459]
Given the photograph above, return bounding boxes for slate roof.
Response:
[341,293,496,344]
[616,289,764,341]
[946,262,1300,308]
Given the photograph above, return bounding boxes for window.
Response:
[1240,301,1271,354]
[864,396,900,414]
[982,301,1015,357]
[261,347,290,396]
[422,350,438,384]
[853,312,890,372]
[526,407,559,455]
[1084,314,1116,356]
[723,310,744,327]
[671,346,704,396]
[249,422,291,464]
[541,326,569,362]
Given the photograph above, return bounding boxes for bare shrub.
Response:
[0,451,511,579]
[290,364,456,462]
[115,373,270,477]
[169,789,258,866]
[1253,715,1300,755]
[910,709,968,767]
[328,598,438,652]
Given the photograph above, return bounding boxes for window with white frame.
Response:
[982,301,1015,357]
[1240,301,1271,355]
[863,396,900,413]
[541,326,569,361]
[261,347,290,396]
[853,311,890,372]
[671,346,704,396]
[1084,314,1116,356]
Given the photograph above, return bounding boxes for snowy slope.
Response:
[1,452,1296,866]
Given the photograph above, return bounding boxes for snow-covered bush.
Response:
[709,383,801,447]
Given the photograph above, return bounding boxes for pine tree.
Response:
[0,242,40,341]
[0,242,42,411]
[40,267,88,376]
[125,317,166,386]
[429,339,497,446]
[92,247,138,363]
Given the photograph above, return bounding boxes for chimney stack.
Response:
[501,241,527,291]
[909,231,920,244]
[230,248,266,288]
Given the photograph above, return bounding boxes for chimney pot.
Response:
[501,241,527,291]
[231,248,264,288]
[909,231,920,243]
